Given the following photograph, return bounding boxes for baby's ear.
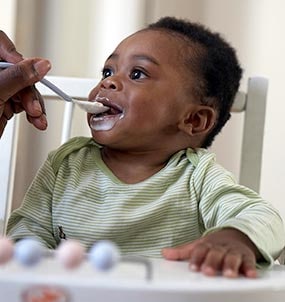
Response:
[179,105,216,137]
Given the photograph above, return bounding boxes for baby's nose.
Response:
[100,77,121,90]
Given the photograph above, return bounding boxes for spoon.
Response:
[0,62,109,114]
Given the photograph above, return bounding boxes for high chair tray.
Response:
[0,258,285,302]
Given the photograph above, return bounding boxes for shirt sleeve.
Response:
[6,153,58,249]
[195,157,285,267]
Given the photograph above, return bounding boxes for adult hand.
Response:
[162,228,260,278]
[0,30,51,137]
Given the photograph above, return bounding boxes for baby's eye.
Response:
[102,68,113,79]
[130,69,147,80]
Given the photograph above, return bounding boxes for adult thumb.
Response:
[0,58,51,102]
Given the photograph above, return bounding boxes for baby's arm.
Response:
[6,154,57,249]
[162,228,260,278]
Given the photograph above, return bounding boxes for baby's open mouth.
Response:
[94,105,122,118]
[90,97,124,131]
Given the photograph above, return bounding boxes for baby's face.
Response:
[88,30,198,151]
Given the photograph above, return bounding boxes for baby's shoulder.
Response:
[186,147,236,183]
[48,136,99,173]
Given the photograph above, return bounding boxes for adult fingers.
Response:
[0,30,23,63]
[18,86,48,130]
[26,113,48,130]
[16,85,46,115]
[0,58,51,103]
[0,115,8,137]
[1,100,14,120]
[0,98,18,136]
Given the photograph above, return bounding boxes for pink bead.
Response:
[0,237,14,264]
[56,240,85,269]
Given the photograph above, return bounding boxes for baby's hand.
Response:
[162,228,260,278]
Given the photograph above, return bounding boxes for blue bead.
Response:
[89,240,120,271]
[14,238,44,266]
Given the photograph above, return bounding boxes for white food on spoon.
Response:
[73,99,109,114]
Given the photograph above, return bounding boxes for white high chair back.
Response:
[0,76,268,235]
[0,116,18,234]
[230,76,268,193]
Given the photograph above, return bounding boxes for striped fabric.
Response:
[7,137,285,264]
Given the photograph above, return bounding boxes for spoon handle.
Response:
[39,77,73,102]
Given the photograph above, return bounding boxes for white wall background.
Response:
[1,0,285,223]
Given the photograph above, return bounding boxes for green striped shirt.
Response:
[7,137,285,264]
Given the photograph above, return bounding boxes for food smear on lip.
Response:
[89,97,124,131]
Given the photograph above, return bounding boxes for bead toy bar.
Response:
[1,237,285,302]
[0,237,152,280]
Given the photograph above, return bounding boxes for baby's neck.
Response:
[100,147,171,184]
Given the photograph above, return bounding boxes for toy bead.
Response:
[0,237,14,264]
[56,240,85,269]
[14,238,44,266]
[89,240,120,271]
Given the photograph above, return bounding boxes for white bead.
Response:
[56,240,85,269]
[14,238,44,266]
[89,240,120,271]
[0,237,14,264]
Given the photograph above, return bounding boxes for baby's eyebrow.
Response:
[132,54,160,66]
[106,53,116,61]
[106,53,159,66]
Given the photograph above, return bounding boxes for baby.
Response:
[7,16,285,278]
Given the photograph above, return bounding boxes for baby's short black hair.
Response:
[147,16,242,148]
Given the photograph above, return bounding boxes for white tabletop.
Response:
[1,257,285,302]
